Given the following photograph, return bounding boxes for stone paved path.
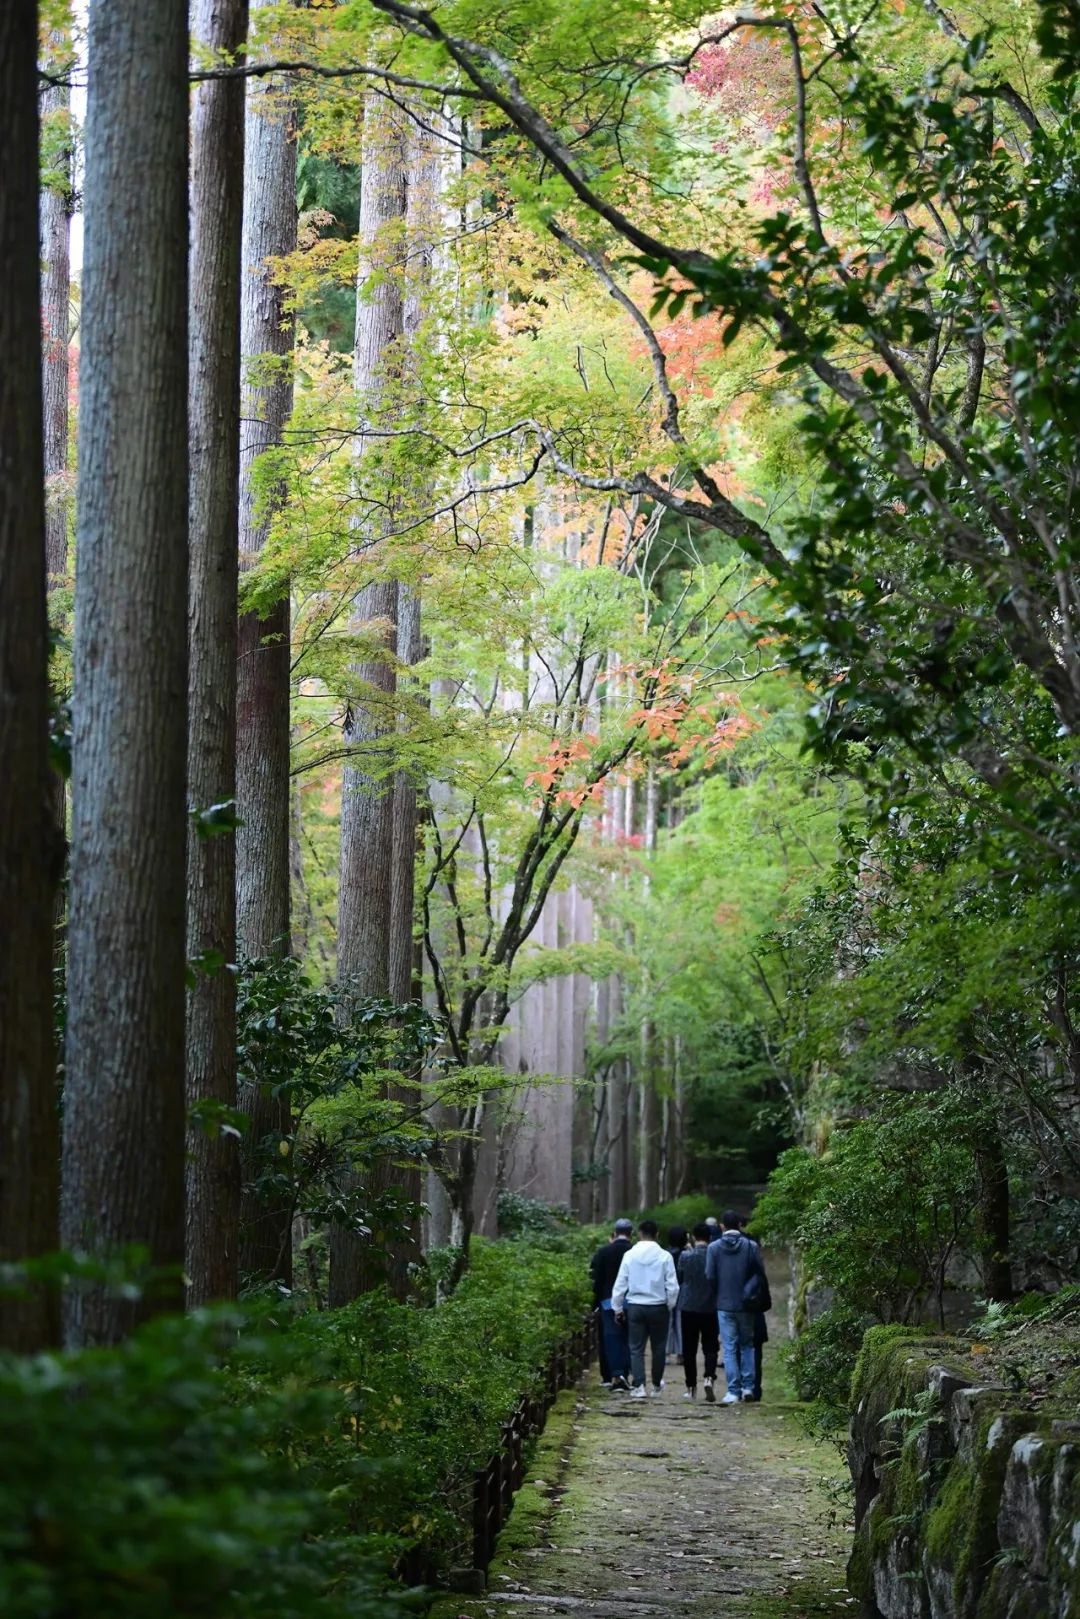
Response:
[431,1290,855,1619]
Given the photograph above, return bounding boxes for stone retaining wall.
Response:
[847,1328,1080,1619]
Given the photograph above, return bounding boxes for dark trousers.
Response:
[600,1305,630,1380]
[680,1309,720,1388]
[752,1309,767,1399]
[626,1302,669,1388]
[595,1309,610,1381]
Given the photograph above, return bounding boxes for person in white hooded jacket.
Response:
[611,1220,679,1398]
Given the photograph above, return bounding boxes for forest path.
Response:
[431,1280,856,1619]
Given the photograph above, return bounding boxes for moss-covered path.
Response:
[431,1314,856,1619]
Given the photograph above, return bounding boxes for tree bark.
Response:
[236,6,297,1287]
[336,97,408,995]
[186,0,248,1308]
[40,54,71,590]
[0,0,61,1353]
[974,1113,1013,1302]
[330,96,407,1308]
[672,1032,687,1196]
[40,32,72,930]
[388,600,420,1008]
[638,763,660,1208]
[62,0,189,1346]
[378,116,446,1296]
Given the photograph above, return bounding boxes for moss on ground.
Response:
[425,1388,584,1619]
[487,1389,583,1560]
[748,1569,853,1619]
[427,1259,849,1619]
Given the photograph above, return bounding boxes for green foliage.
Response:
[495,1190,576,1235]
[756,1090,985,1327]
[236,1232,594,1569]
[785,1303,868,1418]
[0,1232,592,1613]
[236,959,444,1273]
[636,1192,715,1230]
[0,1309,413,1619]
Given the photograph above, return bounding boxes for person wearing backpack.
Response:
[738,1215,772,1401]
[705,1209,766,1404]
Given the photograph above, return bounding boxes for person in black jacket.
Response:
[676,1223,720,1400]
[739,1216,772,1401]
[666,1225,688,1363]
[589,1218,633,1389]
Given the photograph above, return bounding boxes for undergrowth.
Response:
[0,1231,593,1617]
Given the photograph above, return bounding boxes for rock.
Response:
[998,1434,1053,1578]
[845,1330,1078,1619]
[949,1387,1006,1467]
[873,1526,930,1619]
[923,1551,955,1619]
[927,1365,973,1410]
[1049,1443,1080,1618]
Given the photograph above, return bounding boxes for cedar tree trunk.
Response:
[186,0,248,1307]
[330,97,407,1307]
[0,0,61,1353]
[40,41,72,927]
[236,16,297,1288]
[62,0,189,1346]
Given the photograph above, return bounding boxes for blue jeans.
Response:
[600,1301,630,1379]
[718,1309,756,1397]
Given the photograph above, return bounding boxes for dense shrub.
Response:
[636,1193,717,1231]
[256,1230,595,1569]
[755,1093,982,1327]
[495,1190,576,1235]
[785,1302,869,1416]
[0,1232,593,1615]
[0,1310,407,1619]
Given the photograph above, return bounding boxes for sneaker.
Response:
[703,1379,715,1404]
[719,1391,740,1405]
[648,1384,662,1397]
[683,1388,696,1400]
[610,1374,630,1392]
[629,1384,647,1401]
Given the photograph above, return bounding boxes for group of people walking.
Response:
[589,1212,771,1404]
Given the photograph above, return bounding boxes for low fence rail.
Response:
[470,1310,594,1573]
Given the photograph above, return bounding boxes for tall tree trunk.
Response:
[672,1032,687,1196]
[40,32,72,929]
[235,9,297,1288]
[620,774,638,1208]
[388,601,420,1006]
[186,0,248,1308]
[378,116,445,1296]
[62,0,188,1346]
[41,51,71,590]
[638,763,660,1208]
[974,1111,1013,1302]
[330,96,407,1308]
[0,0,61,1354]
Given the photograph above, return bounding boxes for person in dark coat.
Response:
[676,1223,721,1400]
[666,1225,688,1362]
[705,1208,766,1403]
[589,1218,633,1388]
[739,1216,772,1401]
